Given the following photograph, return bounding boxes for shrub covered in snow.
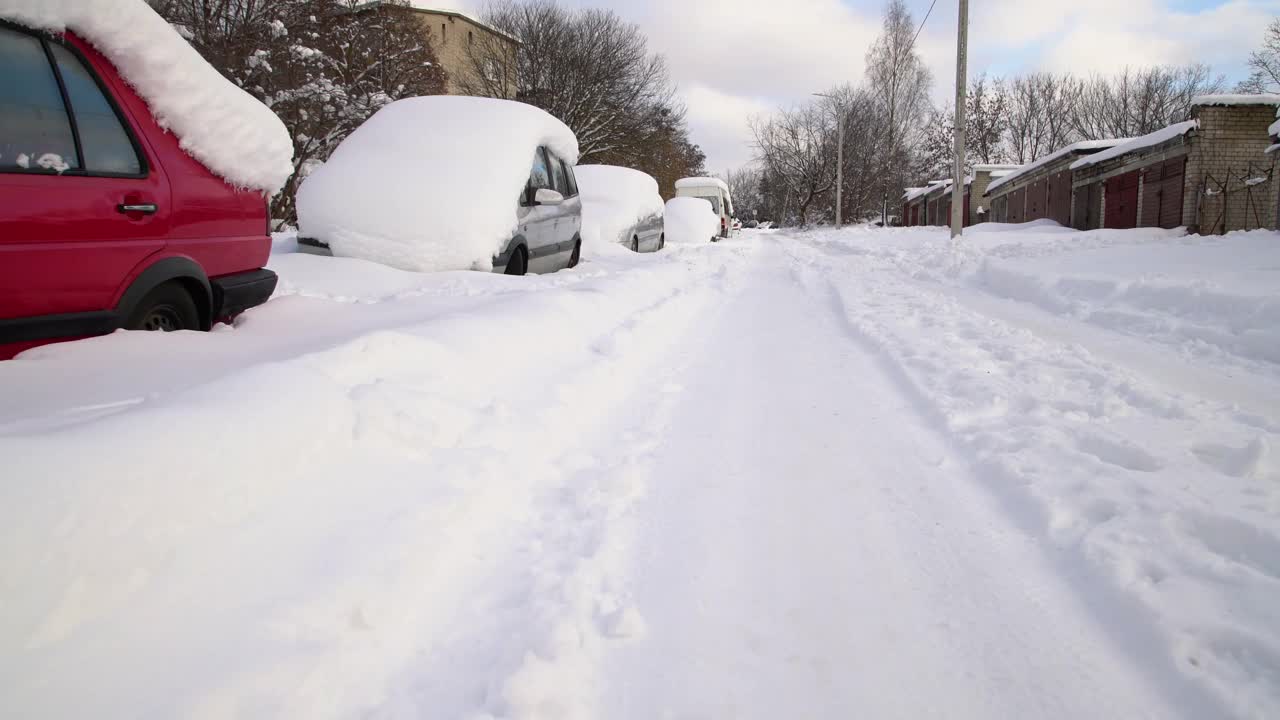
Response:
[297,96,579,273]
[664,197,719,244]
[576,165,665,249]
[0,0,294,194]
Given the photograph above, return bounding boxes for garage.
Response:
[1140,158,1186,229]
[1104,170,1140,229]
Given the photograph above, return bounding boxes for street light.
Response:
[813,92,843,227]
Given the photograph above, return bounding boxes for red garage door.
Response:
[1105,171,1139,229]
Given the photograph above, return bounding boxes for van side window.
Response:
[0,26,80,172]
[560,160,578,197]
[548,152,568,196]
[49,43,141,175]
[524,147,551,205]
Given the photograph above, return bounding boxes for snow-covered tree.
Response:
[149,0,447,224]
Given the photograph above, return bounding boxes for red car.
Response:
[0,23,278,360]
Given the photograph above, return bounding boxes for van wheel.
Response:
[631,237,640,252]
[126,282,199,332]
[505,246,528,276]
[568,240,581,268]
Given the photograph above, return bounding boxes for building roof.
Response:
[356,2,521,45]
[973,163,1021,173]
[1191,93,1280,107]
[1070,120,1199,171]
[987,139,1128,194]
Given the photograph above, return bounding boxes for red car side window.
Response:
[0,25,80,172]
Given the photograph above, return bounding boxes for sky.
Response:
[428,0,1280,172]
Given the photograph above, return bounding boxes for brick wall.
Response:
[1184,104,1278,233]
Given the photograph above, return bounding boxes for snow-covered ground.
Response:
[2,226,1278,719]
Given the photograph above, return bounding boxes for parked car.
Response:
[298,96,582,276]
[731,218,743,232]
[675,177,734,240]
[0,22,282,360]
[576,165,665,253]
[664,197,721,244]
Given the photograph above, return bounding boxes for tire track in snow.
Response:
[779,233,1262,719]
[596,238,1197,719]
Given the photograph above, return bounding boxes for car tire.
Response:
[568,240,581,269]
[631,236,640,253]
[505,246,528,276]
[125,281,200,332]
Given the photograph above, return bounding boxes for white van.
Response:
[675,177,734,240]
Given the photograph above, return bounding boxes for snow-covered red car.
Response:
[0,2,293,360]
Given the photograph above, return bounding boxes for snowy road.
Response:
[3,228,1277,719]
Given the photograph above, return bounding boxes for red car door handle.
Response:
[117,203,158,215]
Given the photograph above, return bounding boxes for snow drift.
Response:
[576,165,664,249]
[664,197,719,244]
[0,0,294,194]
[297,96,579,273]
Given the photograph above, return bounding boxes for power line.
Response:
[909,0,940,54]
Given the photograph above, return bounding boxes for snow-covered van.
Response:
[298,96,583,275]
[675,177,734,240]
[0,1,293,360]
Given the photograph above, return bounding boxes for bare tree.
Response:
[865,0,932,225]
[1071,65,1225,140]
[1004,73,1079,163]
[466,1,679,164]
[751,104,837,227]
[149,0,447,223]
[967,74,1010,165]
[1238,19,1280,94]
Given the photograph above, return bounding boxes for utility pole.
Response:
[951,0,969,239]
[813,92,844,227]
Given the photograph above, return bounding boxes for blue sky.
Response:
[434,0,1280,171]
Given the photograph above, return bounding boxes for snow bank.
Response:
[297,96,578,273]
[988,139,1128,194]
[664,197,719,244]
[0,0,293,194]
[1071,121,1198,170]
[576,165,664,249]
[675,176,729,194]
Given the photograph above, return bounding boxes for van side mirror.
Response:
[534,188,564,206]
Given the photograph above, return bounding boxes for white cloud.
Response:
[680,85,775,172]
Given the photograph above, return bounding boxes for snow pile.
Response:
[0,236,746,718]
[664,197,719,244]
[576,165,664,249]
[297,96,578,273]
[0,0,293,194]
[1071,121,1199,170]
[988,139,1128,194]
